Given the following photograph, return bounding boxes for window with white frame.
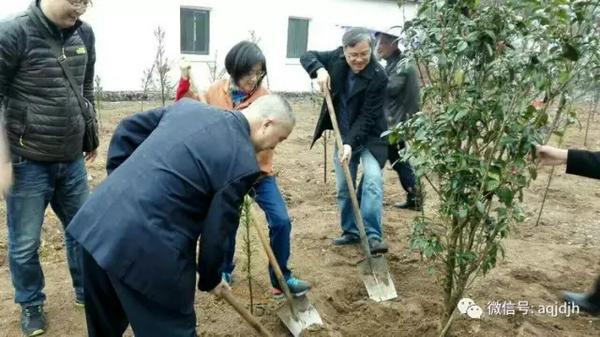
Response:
[286,17,309,58]
[180,7,210,55]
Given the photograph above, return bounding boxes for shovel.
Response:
[251,218,323,336]
[222,290,274,337]
[324,90,398,302]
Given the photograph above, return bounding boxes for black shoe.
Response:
[21,305,46,336]
[394,197,422,211]
[563,291,600,315]
[368,238,389,254]
[333,234,360,246]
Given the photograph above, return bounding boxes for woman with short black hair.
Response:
[177,41,312,299]
[224,41,267,98]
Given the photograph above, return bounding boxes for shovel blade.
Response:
[276,295,323,337]
[357,255,398,302]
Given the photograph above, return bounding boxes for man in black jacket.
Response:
[300,27,389,254]
[0,0,97,335]
[375,27,423,211]
[537,145,600,315]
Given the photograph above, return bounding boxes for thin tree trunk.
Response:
[243,201,254,314]
[536,95,569,227]
[543,93,567,144]
[584,103,593,146]
[245,224,254,313]
[444,227,459,317]
[438,309,457,337]
[535,166,556,227]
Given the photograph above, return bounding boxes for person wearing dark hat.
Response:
[375,26,423,211]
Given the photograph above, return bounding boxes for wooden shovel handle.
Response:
[251,219,299,319]
[323,91,373,260]
[221,291,274,337]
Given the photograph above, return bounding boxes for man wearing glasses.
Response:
[300,27,390,255]
[0,0,96,335]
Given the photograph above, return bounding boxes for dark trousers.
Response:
[82,249,197,337]
[591,276,600,302]
[388,142,417,196]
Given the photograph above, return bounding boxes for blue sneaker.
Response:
[222,272,233,285]
[272,277,312,299]
[21,305,46,336]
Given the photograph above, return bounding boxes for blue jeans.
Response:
[6,154,89,307]
[334,148,384,240]
[223,176,292,287]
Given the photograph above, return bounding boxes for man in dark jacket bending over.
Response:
[67,96,295,337]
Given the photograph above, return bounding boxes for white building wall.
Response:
[1,0,417,92]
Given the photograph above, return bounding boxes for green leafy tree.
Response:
[392,0,600,334]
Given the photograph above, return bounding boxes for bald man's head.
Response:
[245,95,295,126]
[243,95,296,152]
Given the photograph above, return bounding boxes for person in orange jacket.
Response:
[176,41,311,298]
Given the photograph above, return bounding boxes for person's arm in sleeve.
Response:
[345,74,388,148]
[300,49,336,79]
[566,149,600,180]
[106,106,166,174]
[537,145,599,180]
[300,49,338,96]
[0,21,24,195]
[197,171,260,292]
[81,25,96,107]
[0,20,23,108]
[176,78,191,101]
[80,25,98,161]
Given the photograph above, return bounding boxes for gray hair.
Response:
[246,95,296,126]
[342,27,374,49]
